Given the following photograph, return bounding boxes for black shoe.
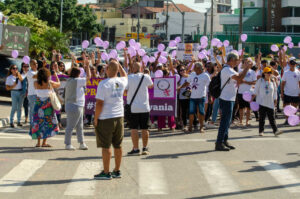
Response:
[111,170,121,178]
[94,171,112,180]
[277,109,282,113]
[142,147,150,155]
[215,143,230,151]
[224,141,235,150]
[10,123,15,128]
[283,120,289,126]
[127,149,140,156]
[17,123,23,127]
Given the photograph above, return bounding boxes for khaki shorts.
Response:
[95,117,124,149]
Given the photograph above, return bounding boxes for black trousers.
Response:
[179,99,189,126]
[259,105,278,133]
[23,96,28,117]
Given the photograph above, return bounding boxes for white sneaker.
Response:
[65,145,76,150]
[206,123,218,129]
[259,132,264,136]
[79,143,88,150]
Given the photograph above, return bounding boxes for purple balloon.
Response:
[200,36,208,43]
[138,49,146,56]
[242,91,252,102]
[103,41,109,49]
[158,56,167,64]
[169,40,177,48]
[211,38,219,47]
[135,42,141,50]
[155,70,163,78]
[284,105,297,116]
[143,55,149,64]
[288,42,294,49]
[171,50,177,58]
[288,115,300,126]
[79,67,85,77]
[129,39,136,47]
[11,50,19,59]
[201,50,207,55]
[94,37,101,45]
[271,44,279,52]
[161,51,168,57]
[198,52,206,60]
[22,56,30,64]
[241,34,248,42]
[109,49,118,59]
[223,40,230,47]
[158,44,165,52]
[101,52,108,61]
[82,40,89,49]
[116,41,126,50]
[217,41,223,48]
[201,41,208,49]
[149,56,156,63]
[129,49,136,57]
[250,102,259,111]
[175,36,181,43]
[128,46,136,54]
[284,36,292,44]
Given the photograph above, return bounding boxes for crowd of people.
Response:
[5,44,300,179]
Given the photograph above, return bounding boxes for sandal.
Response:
[42,144,52,147]
[35,144,41,147]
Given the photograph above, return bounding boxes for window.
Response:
[142,27,147,33]
[131,26,136,32]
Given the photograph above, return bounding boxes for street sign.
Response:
[139,0,164,8]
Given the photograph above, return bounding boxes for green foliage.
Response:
[121,0,136,8]
[8,13,70,58]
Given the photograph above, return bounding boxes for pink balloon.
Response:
[129,39,136,47]
[283,46,287,52]
[241,34,248,42]
[223,40,230,47]
[271,44,279,52]
[284,105,297,116]
[158,56,167,64]
[161,51,168,57]
[11,50,19,59]
[135,42,141,50]
[200,36,208,43]
[171,50,177,58]
[238,49,243,56]
[284,36,292,44]
[198,52,206,60]
[101,52,108,61]
[129,50,136,57]
[201,41,208,49]
[175,74,180,83]
[143,55,149,63]
[109,49,118,59]
[82,40,89,49]
[138,49,146,56]
[94,37,101,45]
[217,41,223,48]
[155,70,163,78]
[128,46,136,54]
[288,115,300,126]
[288,42,294,49]
[22,56,30,64]
[116,41,125,50]
[243,91,252,102]
[250,102,259,111]
[158,44,165,52]
[103,41,109,49]
[175,36,181,43]
[79,67,85,77]
[201,50,207,55]
[149,56,156,63]
[211,38,219,47]
[169,40,177,47]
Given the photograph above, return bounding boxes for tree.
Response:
[120,0,136,8]
[4,0,103,36]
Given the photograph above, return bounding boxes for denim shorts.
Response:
[189,97,205,115]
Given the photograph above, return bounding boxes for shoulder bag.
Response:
[49,82,62,111]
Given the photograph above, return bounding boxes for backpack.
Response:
[209,70,230,98]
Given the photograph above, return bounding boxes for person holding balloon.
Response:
[252,67,282,137]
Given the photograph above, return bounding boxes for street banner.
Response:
[85,77,177,116]
[177,43,200,61]
[210,45,234,63]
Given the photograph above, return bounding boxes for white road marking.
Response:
[64,161,100,196]
[257,160,300,193]
[139,162,168,195]
[197,161,240,194]
[0,159,46,192]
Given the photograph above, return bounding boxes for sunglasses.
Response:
[266,72,272,74]
[11,68,18,70]
[23,65,29,68]
[180,69,185,72]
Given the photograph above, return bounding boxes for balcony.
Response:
[282,17,300,26]
[219,15,249,25]
[282,0,300,7]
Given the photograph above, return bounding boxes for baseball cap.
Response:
[289,57,297,65]
[263,67,272,73]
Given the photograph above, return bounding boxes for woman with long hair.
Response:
[30,68,60,147]
[21,62,30,124]
[5,65,24,127]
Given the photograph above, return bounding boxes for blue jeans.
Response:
[212,98,220,122]
[10,90,25,124]
[28,95,37,125]
[216,99,235,144]
[189,97,205,115]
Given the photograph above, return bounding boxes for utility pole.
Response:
[204,11,207,36]
[137,0,141,42]
[238,0,243,49]
[100,0,104,25]
[60,0,63,33]
[166,0,169,41]
[182,12,185,43]
[210,0,214,40]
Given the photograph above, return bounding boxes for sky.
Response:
[77,0,239,13]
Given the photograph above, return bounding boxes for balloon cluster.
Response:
[242,91,259,111]
[283,105,300,126]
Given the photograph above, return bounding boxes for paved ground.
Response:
[0,97,300,199]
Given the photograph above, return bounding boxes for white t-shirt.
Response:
[282,70,300,97]
[75,78,87,107]
[255,79,277,109]
[187,72,211,99]
[96,77,128,120]
[26,70,37,96]
[126,73,153,113]
[178,76,190,100]
[5,75,22,90]
[238,69,257,94]
[220,65,238,102]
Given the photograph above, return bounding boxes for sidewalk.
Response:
[0,96,25,128]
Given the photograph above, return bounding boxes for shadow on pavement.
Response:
[49,156,103,161]
[143,150,215,159]
[0,147,65,153]
[239,160,300,173]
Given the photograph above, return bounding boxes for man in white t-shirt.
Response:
[216,53,252,151]
[27,60,38,126]
[281,59,300,125]
[126,63,153,156]
[94,60,128,180]
[186,62,211,133]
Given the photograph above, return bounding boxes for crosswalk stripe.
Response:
[0,159,46,192]
[138,162,168,195]
[197,161,240,194]
[257,160,300,193]
[64,161,100,196]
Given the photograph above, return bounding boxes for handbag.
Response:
[125,75,145,120]
[49,83,62,111]
[182,89,191,98]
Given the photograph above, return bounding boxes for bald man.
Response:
[94,60,127,180]
[126,62,153,156]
